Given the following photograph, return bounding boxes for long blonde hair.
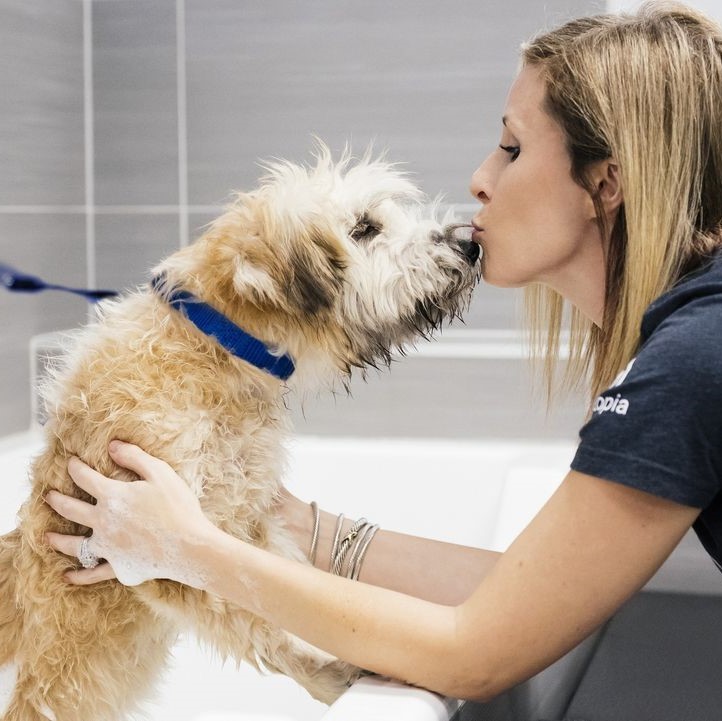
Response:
[521,2,722,404]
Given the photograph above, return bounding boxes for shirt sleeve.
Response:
[571,296,722,508]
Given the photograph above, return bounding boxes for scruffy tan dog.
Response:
[0,146,479,720]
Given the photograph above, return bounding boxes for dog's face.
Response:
[158,147,479,380]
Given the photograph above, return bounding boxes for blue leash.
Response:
[0,262,118,302]
[0,262,295,380]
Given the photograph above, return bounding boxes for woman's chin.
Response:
[480,262,528,289]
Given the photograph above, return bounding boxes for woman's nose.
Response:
[469,158,492,204]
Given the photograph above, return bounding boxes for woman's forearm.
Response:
[187,523,469,696]
[278,489,500,605]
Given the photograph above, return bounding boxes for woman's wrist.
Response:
[277,488,318,561]
[275,490,378,578]
[175,518,227,588]
[276,489,341,571]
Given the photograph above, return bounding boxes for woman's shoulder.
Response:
[641,249,722,346]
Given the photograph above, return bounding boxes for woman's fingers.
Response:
[45,531,84,558]
[45,490,96,528]
[64,563,117,586]
[45,532,118,585]
[108,440,167,480]
[44,443,204,587]
[67,455,111,498]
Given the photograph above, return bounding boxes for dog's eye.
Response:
[350,216,382,242]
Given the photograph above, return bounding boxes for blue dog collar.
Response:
[152,276,295,381]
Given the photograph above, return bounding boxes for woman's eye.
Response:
[350,216,382,241]
[499,144,521,161]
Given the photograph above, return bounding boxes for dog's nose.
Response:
[437,224,479,264]
[457,239,480,264]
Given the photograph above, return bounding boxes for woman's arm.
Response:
[46,441,700,702]
[279,488,500,605]
[185,469,700,701]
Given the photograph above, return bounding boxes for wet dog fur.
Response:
[0,146,478,720]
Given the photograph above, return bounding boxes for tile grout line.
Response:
[176,0,190,248]
[0,205,223,214]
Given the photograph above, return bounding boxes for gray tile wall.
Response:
[95,214,180,290]
[0,1,85,206]
[1,0,602,438]
[93,0,178,206]
[0,0,86,436]
[183,0,602,205]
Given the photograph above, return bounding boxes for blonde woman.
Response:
[47,1,722,704]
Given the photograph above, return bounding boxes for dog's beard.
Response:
[337,250,477,373]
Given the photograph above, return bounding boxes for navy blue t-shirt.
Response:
[571,250,722,570]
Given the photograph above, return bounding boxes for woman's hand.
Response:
[45,440,215,588]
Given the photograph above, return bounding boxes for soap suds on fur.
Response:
[0,662,18,716]
[39,702,58,720]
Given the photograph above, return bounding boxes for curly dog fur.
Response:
[0,146,478,720]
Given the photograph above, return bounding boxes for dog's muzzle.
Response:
[437,224,480,264]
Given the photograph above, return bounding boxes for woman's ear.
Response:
[588,158,623,218]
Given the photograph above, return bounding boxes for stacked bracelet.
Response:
[345,522,379,581]
[308,500,320,566]
[308,503,379,580]
[331,515,366,576]
[330,513,380,580]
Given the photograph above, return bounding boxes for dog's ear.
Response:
[232,256,278,306]
[230,195,347,317]
[286,224,346,316]
[232,221,345,317]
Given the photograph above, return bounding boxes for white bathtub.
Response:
[0,429,577,721]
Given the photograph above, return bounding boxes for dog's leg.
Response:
[1,536,178,721]
[249,624,363,704]
[142,580,361,706]
[220,610,361,704]
[0,439,183,720]
[2,594,177,721]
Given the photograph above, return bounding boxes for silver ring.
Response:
[78,536,99,569]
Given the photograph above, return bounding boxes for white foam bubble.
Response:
[39,702,57,720]
[105,535,208,589]
[91,496,209,588]
[0,661,18,717]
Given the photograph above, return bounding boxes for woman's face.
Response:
[470,64,606,306]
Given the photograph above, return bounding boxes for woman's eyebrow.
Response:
[502,115,526,137]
